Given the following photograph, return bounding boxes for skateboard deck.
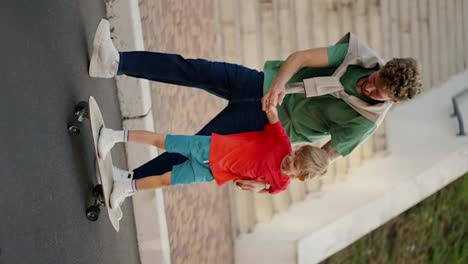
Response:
[68,96,120,231]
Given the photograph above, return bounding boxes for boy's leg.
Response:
[110,172,171,209]
[132,102,268,179]
[112,157,213,207]
[134,171,172,190]
[98,128,129,158]
[98,128,166,159]
[118,51,264,101]
[128,130,166,149]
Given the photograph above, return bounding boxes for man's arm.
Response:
[321,141,341,163]
[262,47,329,111]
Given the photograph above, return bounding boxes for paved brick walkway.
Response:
[139,1,233,264]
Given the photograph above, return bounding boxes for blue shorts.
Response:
[165,135,214,185]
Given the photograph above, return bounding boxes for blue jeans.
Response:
[118,51,268,179]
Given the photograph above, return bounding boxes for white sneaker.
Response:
[89,19,119,78]
[110,180,134,209]
[97,127,116,159]
[115,205,123,221]
[112,165,134,181]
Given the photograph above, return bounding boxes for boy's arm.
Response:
[234,179,270,193]
[265,106,279,124]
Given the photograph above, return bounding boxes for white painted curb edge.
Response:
[103,0,171,264]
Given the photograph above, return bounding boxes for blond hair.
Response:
[294,145,329,180]
[380,58,422,101]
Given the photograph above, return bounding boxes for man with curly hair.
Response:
[90,20,421,196]
[262,33,422,165]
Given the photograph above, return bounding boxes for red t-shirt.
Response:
[209,121,292,194]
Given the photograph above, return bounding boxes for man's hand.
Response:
[233,179,267,193]
[262,84,285,111]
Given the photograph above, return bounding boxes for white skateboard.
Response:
[68,96,120,231]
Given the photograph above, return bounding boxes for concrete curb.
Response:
[103,1,171,263]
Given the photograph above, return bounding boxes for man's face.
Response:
[357,71,394,102]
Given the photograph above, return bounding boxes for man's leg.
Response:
[118,51,264,101]
[90,19,264,102]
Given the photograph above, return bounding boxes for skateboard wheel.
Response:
[86,205,100,221]
[67,121,81,136]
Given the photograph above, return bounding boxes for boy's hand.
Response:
[234,179,267,193]
[265,106,277,115]
[264,106,279,124]
[262,84,285,111]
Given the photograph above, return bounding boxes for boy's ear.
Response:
[297,175,305,181]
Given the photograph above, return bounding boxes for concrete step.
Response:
[310,0,328,47]
[428,0,440,87]
[352,0,368,43]
[233,188,257,234]
[399,0,412,58]
[389,0,400,57]
[294,0,312,50]
[320,162,338,184]
[438,0,449,82]
[288,177,307,203]
[347,145,363,172]
[362,137,375,160]
[446,0,457,77]
[272,190,291,213]
[259,0,279,60]
[464,0,468,69]
[326,0,341,44]
[380,0,391,60]
[338,0,355,37]
[374,122,387,152]
[219,0,241,64]
[239,0,262,69]
[417,0,431,90]
[455,0,464,73]
[275,0,296,58]
[306,174,324,192]
[334,156,349,181]
[253,192,274,223]
[368,0,383,55]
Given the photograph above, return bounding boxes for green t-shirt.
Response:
[263,43,378,156]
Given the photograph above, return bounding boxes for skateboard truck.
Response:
[86,184,105,221]
[67,101,89,136]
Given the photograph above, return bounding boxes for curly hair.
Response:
[380,58,422,101]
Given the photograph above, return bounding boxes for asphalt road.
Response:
[0,1,139,263]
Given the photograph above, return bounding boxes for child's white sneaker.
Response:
[112,165,134,181]
[114,205,123,221]
[97,127,116,159]
[89,19,119,78]
[110,180,135,209]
